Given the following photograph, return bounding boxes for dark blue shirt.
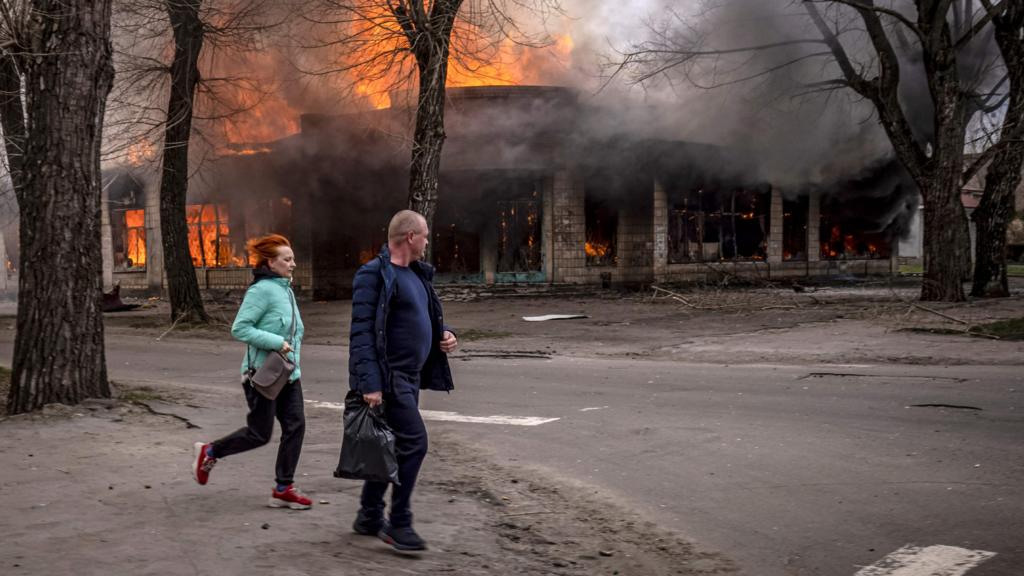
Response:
[386,266,432,378]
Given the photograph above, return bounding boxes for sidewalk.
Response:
[0,379,736,576]
[97,281,1024,367]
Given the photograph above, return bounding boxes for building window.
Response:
[669,188,769,263]
[497,193,542,273]
[188,204,244,267]
[114,209,146,270]
[819,196,892,259]
[585,195,618,267]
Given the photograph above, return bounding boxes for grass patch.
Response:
[898,327,965,336]
[970,317,1024,340]
[118,386,167,403]
[901,264,1024,276]
[899,317,1024,340]
[456,329,514,342]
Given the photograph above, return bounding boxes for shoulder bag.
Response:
[245,286,297,400]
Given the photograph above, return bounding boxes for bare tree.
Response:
[965,0,1022,297]
[613,0,1013,302]
[305,0,561,252]
[160,0,210,323]
[110,0,277,323]
[0,0,115,413]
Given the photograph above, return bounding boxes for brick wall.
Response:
[112,271,148,290]
[550,170,587,283]
[659,259,893,283]
[549,171,655,285]
[653,181,668,281]
[807,194,821,262]
[768,188,783,263]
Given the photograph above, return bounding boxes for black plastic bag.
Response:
[334,390,400,485]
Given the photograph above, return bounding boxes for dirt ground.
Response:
[102,277,1024,367]
[3,278,1022,575]
[0,382,734,576]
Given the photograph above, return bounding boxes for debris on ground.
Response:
[102,285,141,313]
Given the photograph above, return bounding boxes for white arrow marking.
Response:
[854,545,995,576]
[305,400,559,426]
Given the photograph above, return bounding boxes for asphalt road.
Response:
[3,333,1021,575]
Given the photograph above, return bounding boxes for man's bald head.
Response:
[388,210,427,244]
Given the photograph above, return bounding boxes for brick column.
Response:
[767,187,783,264]
[101,178,114,291]
[653,180,668,281]
[807,193,820,262]
[551,169,585,283]
[145,180,164,291]
[542,175,554,282]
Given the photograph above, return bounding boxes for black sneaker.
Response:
[379,525,427,551]
[352,510,386,536]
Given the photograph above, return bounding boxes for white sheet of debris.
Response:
[522,314,588,322]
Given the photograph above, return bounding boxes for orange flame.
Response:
[125,209,147,267]
[202,10,573,151]
[218,88,301,148]
[187,204,247,267]
[344,6,574,110]
[585,242,610,258]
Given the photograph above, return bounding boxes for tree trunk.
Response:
[970,192,1014,297]
[970,135,1023,298]
[970,3,1024,298]
[7,0,115,414]
[404,1,461,264]
[807,2,971,301]
[408,54,449,257]
[917,92,970,302]
[160,0,209,324]
[919,178,970,301]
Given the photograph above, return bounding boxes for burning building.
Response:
[102,84,906,298]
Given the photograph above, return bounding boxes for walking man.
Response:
[348,209,457,551]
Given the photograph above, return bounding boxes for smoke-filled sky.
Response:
[106,0,1005,192]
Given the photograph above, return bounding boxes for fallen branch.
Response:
[156,312,190,341]
[651,282,733,307]
[964,329,1001,340]
[912,304,969,325]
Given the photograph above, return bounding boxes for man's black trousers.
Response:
[360,375,427,529]
[211,379,306,486]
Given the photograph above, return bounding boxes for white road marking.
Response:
[305,400,346,410]
[421,410,559,426]
[854,545,996,576]
[580,406,609,412]
[522,314,588,322]
[304,400,559,426]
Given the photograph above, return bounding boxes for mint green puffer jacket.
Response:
[232,277,305,382]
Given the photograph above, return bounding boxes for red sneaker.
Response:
[192,442,217,485]
[268,485,312,510]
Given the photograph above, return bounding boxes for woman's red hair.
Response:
[247,234,291,268]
